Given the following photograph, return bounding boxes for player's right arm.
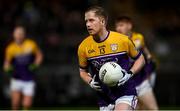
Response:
[78,43,91,84]
[79,69,92,84]
[78,43,101,91]
[4,60,12,73]
[3,46,13,73]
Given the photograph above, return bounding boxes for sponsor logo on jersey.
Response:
[88,49,95,54]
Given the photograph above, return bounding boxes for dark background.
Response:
[0,0,180,109]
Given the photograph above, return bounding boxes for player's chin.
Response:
[88,31,96,35]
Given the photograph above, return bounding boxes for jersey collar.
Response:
[93,31,110,43]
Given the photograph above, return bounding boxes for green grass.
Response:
[31,106,180,110]
[2,106,180,110]
[31,106,99,110]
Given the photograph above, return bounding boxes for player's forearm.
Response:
[4,65,10,72]
[3,60,13,72]
[130,54,145,74]
[34,51,43,66]
[143,46,152,60]
[80,71,92,84]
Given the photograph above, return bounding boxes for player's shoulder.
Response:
[133,32,144,39]
[110,31,128,38]
[6,41,16,51]
[25,38,39,48]
[78,35,93,49]
[25,38,37,44]
[110,31,130,42]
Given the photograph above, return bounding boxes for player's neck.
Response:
[127,31,133,38]
[94,28,109,42]
[15,39,25,46]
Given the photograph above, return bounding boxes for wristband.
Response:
[128,70,133,75]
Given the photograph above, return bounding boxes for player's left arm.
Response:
[128,38,145,75]
[118,39,145,86]
[143,46,152,61]
[130,54,145,74]
[34,48,43,66]
[30,41,43,70]
[3,46,14,74]
[140,34,152,61]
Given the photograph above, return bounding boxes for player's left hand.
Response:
[117,69,133,86]
[29,64,39,71]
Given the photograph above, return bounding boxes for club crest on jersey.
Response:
[110,44,118,52]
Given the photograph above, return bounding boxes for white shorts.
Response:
[10,79,35,96]
[149,72,156,88]
[136,79,152,97]
[100,95,138,111]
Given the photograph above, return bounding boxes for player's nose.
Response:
[86,22,91,27]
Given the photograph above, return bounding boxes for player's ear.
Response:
[129,24,133,30]
[102,19,104,23]
[127,23,132,30]
[101,18,105,25]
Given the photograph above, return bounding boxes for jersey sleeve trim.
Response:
[132,51,142,60]
[79,65,87,70]
[79,65,88,70]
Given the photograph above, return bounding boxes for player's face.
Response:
[13,27,25,44]
[85,11,104,35]
[115,22,132,35]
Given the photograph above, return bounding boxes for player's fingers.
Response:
[88,73,91,76]
[117,83,121,86]
[97,89,102,91]
[120,80,125,84]
[118,82,124,86]
[121,70,126,76]
[121,69,126,72]
[96,87,102,91]
[93,81,99,85]
[121,70,127,78]
[118,79,125,86]
[119,77,125,82]
[93,74,96,80]
[94,85,101,89]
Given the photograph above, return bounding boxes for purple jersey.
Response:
[88,52,139,106]
[130,32,156,86]
[5,39,39,81]
[78,31,141,107]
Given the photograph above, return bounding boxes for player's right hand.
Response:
[89,75,102,91]
[4,65,13,75]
